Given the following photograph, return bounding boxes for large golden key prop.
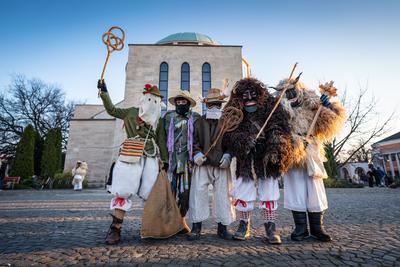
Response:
[99,26,125,83]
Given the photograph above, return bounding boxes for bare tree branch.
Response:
[333,85,395,166]
[0,75,77,154]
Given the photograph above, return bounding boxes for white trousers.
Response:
[73,175,83,190]
[188,165,235,226]
[284,167,328,212]
[109,156,159,211]
[233,177,280,212]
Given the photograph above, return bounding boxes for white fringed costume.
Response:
[72,161,88,191]
[271,78,347,242]
[188,112,235,226]
[276,80,346,212]
[100,85,168,212]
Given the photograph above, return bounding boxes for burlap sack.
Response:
[141,169,189,238]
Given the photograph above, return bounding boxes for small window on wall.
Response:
[159,62,168,110]
[181,62,190,91]
[202,63,211,114]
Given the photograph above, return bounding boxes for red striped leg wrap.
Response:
[239,211,251,222]
[262,201,276,223]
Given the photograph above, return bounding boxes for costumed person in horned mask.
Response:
[222,78,293,244]
[97,80,168,245]
[164,91,200,218]
[273,76,346,242]
[187,88,235,241]
[71,161,88,191]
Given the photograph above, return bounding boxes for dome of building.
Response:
[156,32,218,45]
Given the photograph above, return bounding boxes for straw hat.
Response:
[168,90,196,107]
[203,88,227,104]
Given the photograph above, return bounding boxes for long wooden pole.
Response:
[305,81,336,140]
[255,62,298,140]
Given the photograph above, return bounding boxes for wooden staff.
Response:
[255,62,298,140]
[305,81,337,140]
[203,106,243,157]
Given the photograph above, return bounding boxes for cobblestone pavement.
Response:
[0,187,400,266]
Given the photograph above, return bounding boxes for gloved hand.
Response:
[219,153,231,169]
[248,137,265,154]
[194,152,207,166]
[320,94,331,108]
[97,79,108,92]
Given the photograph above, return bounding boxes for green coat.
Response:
[163,110,200,173]
[100,92,168,163]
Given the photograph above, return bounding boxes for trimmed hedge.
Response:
[41,128,62,179]
[324,178,364,188]
[10,125,35,181]
[53,171,88,189]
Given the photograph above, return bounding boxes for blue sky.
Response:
[1,0,399,135]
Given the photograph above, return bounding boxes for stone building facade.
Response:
[64,32,244,187]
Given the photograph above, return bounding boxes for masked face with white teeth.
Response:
[242,89,259,113]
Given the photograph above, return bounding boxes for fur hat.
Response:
[272,73,303,92]
[226,78,268,109]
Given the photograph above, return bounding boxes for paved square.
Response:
[1,188,400,266]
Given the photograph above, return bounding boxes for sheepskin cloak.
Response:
[279,82,346,168]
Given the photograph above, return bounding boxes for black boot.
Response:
[291,211,309,241]
[105,214,123,245]
[308,211,332,242]
[186,222,202,241]
[217,223,233,240]
[233,220,250,240]
[264,222,282,244]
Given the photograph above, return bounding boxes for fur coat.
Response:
[222,78,293,181]
[277,80,346,167]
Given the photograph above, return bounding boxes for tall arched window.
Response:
[202,62,211,114]
[181,62,190,91]
[159,62,168,110]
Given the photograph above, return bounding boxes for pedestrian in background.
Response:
[72,161,88,191]
[369,164,385,187]
[367,170,375,187]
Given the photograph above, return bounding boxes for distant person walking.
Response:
[376,167,387,186]
[367,170,375,187]
[0,156,8,190]
[368,164,385,187]
[72,161,88,191]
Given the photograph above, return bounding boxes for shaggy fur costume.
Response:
[275,79,346,167]
[223,78,293,181]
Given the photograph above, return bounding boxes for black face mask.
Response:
[176,104,190,115]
